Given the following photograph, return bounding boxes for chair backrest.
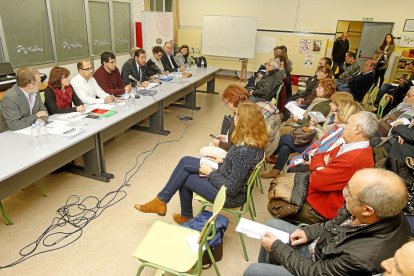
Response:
[367,87,379,106]
[243,153,266,210]
[198,186,227,243]
[361,83,375,105]
[272,83,284,104]
[377,94,393,119]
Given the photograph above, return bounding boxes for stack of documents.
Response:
[236,218,290,243]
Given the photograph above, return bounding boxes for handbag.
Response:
[291,126,317,146]
[267,172,311,218]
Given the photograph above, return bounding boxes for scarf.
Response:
[49,84,73,109]
[150,55,164,72]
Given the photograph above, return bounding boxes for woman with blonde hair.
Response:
[134,101,268,224]
[287,100,363,173]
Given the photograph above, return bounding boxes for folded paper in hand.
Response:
[285,101,306,120]
[308,111,326,123]
[236,218,290,243]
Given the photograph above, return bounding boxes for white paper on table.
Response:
[185,234,205,252]
[308,111,326,123]
[390,117,411,126]
[13,120,69,135]
[56,112,89,122]
[45,125,84,138]
[86,103,116,111]
[200,157,219,170]
[236,218,290,244]
[13,126,32,135]
[137,82,159,90]
[285,101,306,120]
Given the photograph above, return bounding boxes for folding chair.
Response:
[133,186,227,276]
[194,155,266,261]
[363,86,379,111]
[377,94,393,119]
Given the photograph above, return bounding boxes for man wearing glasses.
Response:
[94,51,131,96]
[0,68,48,132]
[70,60,115,105]
[245,168,411,276]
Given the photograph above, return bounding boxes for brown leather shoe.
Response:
[266,155,278,164]
[134,197,167,216]
[173,213,192,224]
[260,168,280,179]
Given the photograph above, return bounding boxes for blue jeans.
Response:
[243,219,311,276]
[157,156,219,218]
[273,134,309,171]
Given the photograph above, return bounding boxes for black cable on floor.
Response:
[0,115,193,269]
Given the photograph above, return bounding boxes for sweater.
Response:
[94,65,126,96]
[208,145,263,208]
[307,145,374,219]
[44,85,83,114]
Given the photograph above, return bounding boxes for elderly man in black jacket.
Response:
[346,59,376,102]
[244,168,411,276]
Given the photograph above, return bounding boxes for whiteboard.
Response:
[201,15,257,59]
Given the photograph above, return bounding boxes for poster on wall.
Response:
[312,40,322,52]
[399,35,414,47]
[304,54,313,67]
[299,39,311,53]
[141,12,173,56]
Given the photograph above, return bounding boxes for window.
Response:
[149,0,172,12]
[0,0,54,67]
[89,1,112,56]
[50,0,89,62]
[113,2,131,53]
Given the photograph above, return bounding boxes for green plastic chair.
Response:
[363,86,379,111]
[133,186,227,276]
[271,83,284,106]
[0,201,13,225]
[194,155,266,261]
[377,94,393,119]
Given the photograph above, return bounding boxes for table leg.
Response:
[131,101,170,136]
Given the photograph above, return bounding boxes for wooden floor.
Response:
[0,78,274,276]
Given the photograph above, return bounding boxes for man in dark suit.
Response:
[161,41,184,73]
[121,48,150,86]
[348,59,376,102]
[0,68,48,132]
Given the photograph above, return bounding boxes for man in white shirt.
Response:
[161,41,184,73]
[70,60,115,105]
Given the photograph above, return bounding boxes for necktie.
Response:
[138,66,141,81]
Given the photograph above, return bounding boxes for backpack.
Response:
[181,210,229,267]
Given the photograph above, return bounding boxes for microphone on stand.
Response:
[128,75,141,99]
[128,75,157,97]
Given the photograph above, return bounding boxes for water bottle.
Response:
[39,121,48,146]
[129,91,136,105]
[123,92,131,107]
[31,123,40,148]
[201,59,205,68]
[177,73,182,85]
[185,64,190,72]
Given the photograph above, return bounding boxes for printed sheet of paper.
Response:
[285,101,306,119]
[236,218,290,243]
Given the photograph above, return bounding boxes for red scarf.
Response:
[49,84,73,109]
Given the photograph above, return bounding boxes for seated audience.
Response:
[146,46,167,76]
[250,59,283,102]
[345,59,376,102]
[244,168,411,276]
[44,66,85,115]
[290,57,332,103]
[336,51,360,89]
[94,51,131,96]
[161,41,184,72]
[121,49,150,86]
[174,44,191,67]
[0,68,48,132]
[386,121,414,163]
[379,241,414,276]
[134,101,268,224]
[374,60,414,108]
[268,111,377,224]
[70,60,114,104]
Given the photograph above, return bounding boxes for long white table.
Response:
[0,66,220,225]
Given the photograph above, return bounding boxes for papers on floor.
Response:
[235,218,290,244]
[308,111,326,123]
[200,156,219,170]
[285,101,306,120]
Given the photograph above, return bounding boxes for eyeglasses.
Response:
[81,67,94,71]
[343,184,365,205]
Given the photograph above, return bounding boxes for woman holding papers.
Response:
[44,67,85,115]
[134,101,268,224]
[261,79,336,179]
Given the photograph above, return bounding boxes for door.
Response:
[356,22,394,68]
